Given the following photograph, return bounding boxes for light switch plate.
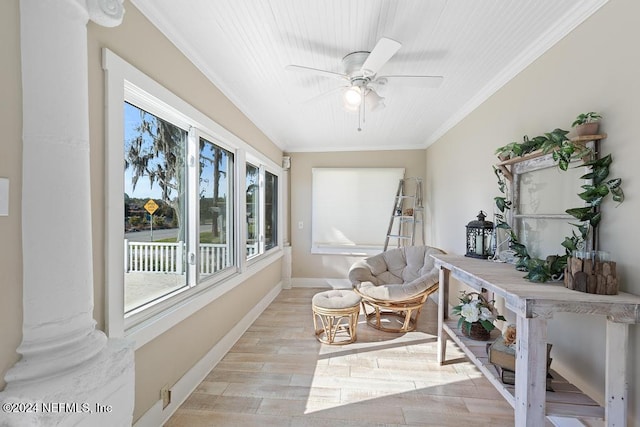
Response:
[0,178,8,216]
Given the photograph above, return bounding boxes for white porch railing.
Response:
[199,243,231,275]
[125,240,184,273]
[124,240,257,274]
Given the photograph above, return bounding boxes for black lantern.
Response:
[465,211,494,259]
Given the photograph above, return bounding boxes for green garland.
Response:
[493,127,624,282]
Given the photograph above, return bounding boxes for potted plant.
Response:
[572,112,602,136]
[452,291,506,341]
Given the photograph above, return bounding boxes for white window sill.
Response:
[311,245,383,256]
[125,250,283,350]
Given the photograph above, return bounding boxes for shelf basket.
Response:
[461,321,491,341]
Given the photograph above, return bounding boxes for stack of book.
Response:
[487,338,554,391]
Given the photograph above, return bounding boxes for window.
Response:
[199,137,234,277]
[123,102,189,314]
[246,163,259,259]
[311,167,405,255]
[104,49,282,344]
[246,163,279,260]
[265,171,278,251]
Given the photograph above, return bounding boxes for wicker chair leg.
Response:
[401,309,413,331]
[313,304,360,345]
[354,289,434,333]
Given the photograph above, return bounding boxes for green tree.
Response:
[246,164,259,244]
[199,142,227,239]
[125,105,186,240]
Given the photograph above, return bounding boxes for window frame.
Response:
[122,100,191,316]
[103,48,282,348]
[197,134,237,282]
[245,161,261,260]
[264,169,278,251]
[508,151,592,258]
[245,155,282,263]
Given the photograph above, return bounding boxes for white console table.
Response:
[432,254,640,427]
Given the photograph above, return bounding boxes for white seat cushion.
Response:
[312,289,361,309]
[349,246,444,301]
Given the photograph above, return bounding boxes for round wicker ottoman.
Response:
[312,289,361,345]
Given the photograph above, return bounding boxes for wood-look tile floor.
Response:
[164,288,516,426]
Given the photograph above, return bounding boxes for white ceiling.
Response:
[131,0,606,153]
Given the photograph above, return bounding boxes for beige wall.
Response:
[0,0,283,422]
[0,0,23,392]
[87,2,283,421]
[289,150,426,280]
[132,262,281,419]
[426,0,639,421]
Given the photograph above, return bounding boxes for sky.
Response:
[124,102,164,200]
[124,102,231,203]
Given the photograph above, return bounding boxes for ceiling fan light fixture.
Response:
[364,88,385,111]
[343,86,362,107]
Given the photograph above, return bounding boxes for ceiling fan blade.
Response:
[361,37,402,75]
[378,75,444,88]
[301,85,347,105]
[286,64,348,81]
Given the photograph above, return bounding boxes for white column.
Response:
[0,1,134,426]
[280,161,291,289]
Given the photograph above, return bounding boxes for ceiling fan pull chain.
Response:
[362,97,366,124]
[358,95,363,132]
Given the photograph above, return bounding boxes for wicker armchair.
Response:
[348,245,444,332]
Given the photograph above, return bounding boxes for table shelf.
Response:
[433,254,640,426]
[442,317,604,421]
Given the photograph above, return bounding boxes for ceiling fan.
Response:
[286,37,443,131]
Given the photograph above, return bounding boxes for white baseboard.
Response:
[291,277,351,289]
[133,282,282,427]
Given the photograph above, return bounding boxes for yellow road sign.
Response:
[144,199,159,215]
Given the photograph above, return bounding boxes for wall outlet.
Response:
[161,385,171,409]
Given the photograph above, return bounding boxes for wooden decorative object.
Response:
[564,256,618,295]
[494,134,607,182]
[434,253,640,426]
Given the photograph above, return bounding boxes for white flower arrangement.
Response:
[452,291,506,333]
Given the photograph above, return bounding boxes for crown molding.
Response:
[423,0,609,148]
